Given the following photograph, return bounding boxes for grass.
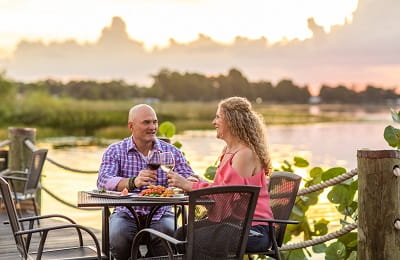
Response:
[0,101,383,144]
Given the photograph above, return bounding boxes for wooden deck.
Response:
[0,209,102,259]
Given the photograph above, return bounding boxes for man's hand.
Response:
[135,169,157,188]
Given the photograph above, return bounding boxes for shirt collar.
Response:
[126,136,162,154]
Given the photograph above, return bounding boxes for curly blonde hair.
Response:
[218,96,271,175]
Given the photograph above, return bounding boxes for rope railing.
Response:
[45,156,98,174]
[297,168,358,196]
[23,139,98,173]
[0,139,10,148]
[41,185,100,211]
[280,222,358,250]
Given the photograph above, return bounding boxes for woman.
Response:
[168,96,273,252]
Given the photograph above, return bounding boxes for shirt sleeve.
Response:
[97,144,123,190]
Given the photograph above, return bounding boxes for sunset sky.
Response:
[0,0,399,94]
[0,0,358,54]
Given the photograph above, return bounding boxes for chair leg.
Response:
[15,200,25,230]
[31,198,40,226]
[270,226,280,260]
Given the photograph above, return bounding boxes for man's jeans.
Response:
[109,210,175,260]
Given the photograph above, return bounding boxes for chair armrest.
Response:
[3,170,29,176]
[137,228,185,245]
[2,175,28,182]
[130,228,186,260]
[17,214,78,224]
[15,224,102,259]
[253,218,299,225]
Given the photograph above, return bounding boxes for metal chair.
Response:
[247,171,302,260]
[0,176,105,260]
[130,185,260,260]
[0,148,47,220]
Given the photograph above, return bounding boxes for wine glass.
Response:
[147,151,161,171]
[147,151,161,185]
[160,152,175,187]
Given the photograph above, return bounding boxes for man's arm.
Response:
[97,145,123,191]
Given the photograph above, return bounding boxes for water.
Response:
[38,117,393,258]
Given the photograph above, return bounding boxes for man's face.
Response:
[129,108,158,144]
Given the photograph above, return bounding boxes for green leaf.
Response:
[322,167,347,181]
[312,219,329,236]
[384,125,400,148]
[347,251,357,260]
[391,108,400,123]
[158,121,176,138]
[338,232,357,249]
[310,167,324,178]
[292,205,304,217]
[204,166,217,180]
[327,184,354,205]
[287,249,307,260]
[312,243,327,253]
[325,241,346,260]
[294,156,309,167]
[172,141,182,149]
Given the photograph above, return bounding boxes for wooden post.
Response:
[357,149,400,260]
[8,127,36,188]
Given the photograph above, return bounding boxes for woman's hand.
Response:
[167,171,193,192]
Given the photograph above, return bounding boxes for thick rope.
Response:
[41,185,100,211]
[46,157,98,174]
[297,168,358,196]
[0,139,10,148]
[280,222,358,250]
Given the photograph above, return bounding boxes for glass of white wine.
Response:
[160,152,175,187]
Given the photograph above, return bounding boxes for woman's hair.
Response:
[218,96,271,175]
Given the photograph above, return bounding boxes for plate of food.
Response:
[132,185,188,200]
[86,188,134,198]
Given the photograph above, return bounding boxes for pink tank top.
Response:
[192,152,274,225]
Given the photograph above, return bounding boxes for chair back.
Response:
[24,149,47,195]
[268,171,301,247]
[186,185,260,260]
[0,176,28,258]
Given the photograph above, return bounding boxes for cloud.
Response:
[0,0,399,93]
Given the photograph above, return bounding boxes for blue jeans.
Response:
[247,225,271,252]
[109,210,175,260]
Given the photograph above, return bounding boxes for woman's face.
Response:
[212,107,228,139]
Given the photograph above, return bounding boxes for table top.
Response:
[77,191,189,207]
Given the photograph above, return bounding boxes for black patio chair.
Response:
[0,148,48,221]
[130,185,260,260]
[0,176,105,260]
[247,171,302,260]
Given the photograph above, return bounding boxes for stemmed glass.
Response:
[147,151,161,185]
[160,152,175,187]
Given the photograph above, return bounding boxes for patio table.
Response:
[77,191,189,259]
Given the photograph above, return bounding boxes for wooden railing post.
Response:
[8,127,36,190]
[357,149,400,260]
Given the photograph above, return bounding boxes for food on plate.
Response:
[139,185,174,197]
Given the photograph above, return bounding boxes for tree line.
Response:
[3,68,400,104]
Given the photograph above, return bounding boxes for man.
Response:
[97,104,194,260]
